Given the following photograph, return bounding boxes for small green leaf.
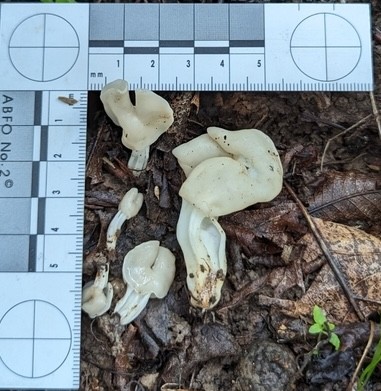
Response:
[329,333,340,350]
[308,323,323,334]
[327,322,336,331]
[312,305,327,326]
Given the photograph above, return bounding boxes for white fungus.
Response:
[179,127,284,217]
[82,263,113,318]
[172,133,229,177]
[100,79,174,173]
[173,127,283,309]
[107,188,144,251]
[114,240,176,325]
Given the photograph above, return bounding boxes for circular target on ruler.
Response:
[9,13,80,82]
[0,300,72,378]
[290,13,361,82]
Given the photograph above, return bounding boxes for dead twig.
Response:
[370,91,381,139]
[82,357,138,376]
[284,181,365,321]
[347,321,375,391]
[216,275,269,313]
[320,152,367,167]
[302,112,346,130]
[320,114,372,171]
[86,117,108,168]
[126,380,145,391]
[353,296,381,306]
[103,156,134,183]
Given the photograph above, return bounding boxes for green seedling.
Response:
[357,323,381,391]
[308,305,341,351]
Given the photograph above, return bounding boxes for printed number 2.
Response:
[151,60,155,68]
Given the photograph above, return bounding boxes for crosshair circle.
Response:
[0,300,72,378]
[9,14,80,82]
[4,179,13,188]
[290,13,361,82]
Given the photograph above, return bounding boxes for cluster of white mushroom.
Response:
[82,80,176,324]
[82,239,176,323]
[82,79,283,324]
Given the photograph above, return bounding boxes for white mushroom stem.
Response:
[128,147,150,174]
[115,240,176,325]
[107,188,144,251]
[114,285,151,326]
[176,200,226,309]
[82,263,113,318]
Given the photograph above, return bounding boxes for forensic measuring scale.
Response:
[0,3,373,389]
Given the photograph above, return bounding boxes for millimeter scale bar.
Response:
[0,3,373,390]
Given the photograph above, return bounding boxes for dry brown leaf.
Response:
[308,170,381,229]
[259,217,381,323]
[220,202,306,256]
[267,257,305,299]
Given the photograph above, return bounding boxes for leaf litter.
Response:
[259,217,381,323]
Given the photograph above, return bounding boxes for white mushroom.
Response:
[172,133,229,177]
[107,188,144,251]
[100,79,174,173]
[173,127,283,309]
[82,263,113,318]
[180,127,284,217]
[114,240,176,325]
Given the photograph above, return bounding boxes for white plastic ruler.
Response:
[0,2,373,390]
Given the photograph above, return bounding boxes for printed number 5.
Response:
[257,59,262,67]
